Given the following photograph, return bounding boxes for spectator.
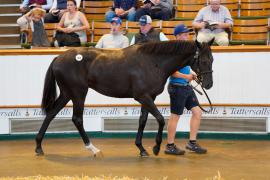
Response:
[192,0,233,46]
[44,0,81,23]
[19,0,53,13]
[95,17,129,48]
[55,0,89,46]
[165,24,207,155]
[17,8,50,47]
[130,15,168,45]
[105,0,137,22]
[135,0,173,21]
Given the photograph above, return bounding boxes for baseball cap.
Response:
[139,15,152,26]
[111,17,122,25]
[174,24,192,36]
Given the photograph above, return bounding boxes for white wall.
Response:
[0,52,269,106]
[0,51,270,134]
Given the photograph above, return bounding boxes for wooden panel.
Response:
[0,6,20,14]
[220,0,239,3]
[240,0,270,3]
[84,1,113,7]
[177,4,205,11]
[0,16,19,24]
[229,10,238,17]
[0,26,20,34]
[179,0,206,4]
[240,10,270,17]
[0,36,20,45]
[86,14,105,20]
[161,28,174,34]
[44,23,58,29]
[94,35,102,42]
[224,4,238,9]
[232,33,268,40]
[162,20,193,27]
[126,28,139,33]
[94,29,111,35]
[176,11,198,18]
[166,34,175,40]
[93,22,111,28]
[233,26,268,33]
[84,7,110,14]
[241,2,270,9]
[234,19,268,26]
[0,0,21,3]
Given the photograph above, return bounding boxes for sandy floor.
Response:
[0,138,270,179]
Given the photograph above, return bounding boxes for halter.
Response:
[192,48,213,81]
[191,47,213,113]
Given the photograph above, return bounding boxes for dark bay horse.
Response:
[35,40,214,157]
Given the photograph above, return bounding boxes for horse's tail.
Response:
[41,57,57,114]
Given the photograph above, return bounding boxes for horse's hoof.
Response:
[35,148,44,156]
[140,150,149,157]
[153,145,160,156]
[94,150,104,158]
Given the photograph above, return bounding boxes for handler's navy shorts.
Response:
[168,83,199,115]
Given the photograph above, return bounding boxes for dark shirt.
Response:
[56,0,67,10]
[135,28,160,44]
[114,0,136,11]
[29,0,46,5]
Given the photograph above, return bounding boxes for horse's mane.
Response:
[137,40,197,55]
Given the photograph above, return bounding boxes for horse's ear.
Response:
[195,39,202,49]
[208,38,215,46]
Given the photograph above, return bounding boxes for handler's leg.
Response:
[186,106,207,154]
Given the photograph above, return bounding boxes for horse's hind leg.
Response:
[135,107,149,157]
[71,89,101,156]
[35,94,69,155]
[136,95,165,156]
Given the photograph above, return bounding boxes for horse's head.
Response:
[191,39,214,89]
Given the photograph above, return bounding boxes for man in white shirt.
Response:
[192,0,233,46]
[95,17,129,49]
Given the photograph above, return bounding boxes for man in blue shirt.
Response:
[165,24,207,155]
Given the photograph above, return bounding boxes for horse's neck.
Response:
[158,53,194,78]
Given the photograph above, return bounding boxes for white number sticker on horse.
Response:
[75,54,83,61]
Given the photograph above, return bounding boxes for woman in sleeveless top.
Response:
[56,0,89,44]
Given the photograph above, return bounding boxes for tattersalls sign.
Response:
[0,106,269,134]
[0,106,270,119]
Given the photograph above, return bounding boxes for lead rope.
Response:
[191,79,213,113]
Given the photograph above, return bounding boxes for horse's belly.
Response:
[90,84,132,98]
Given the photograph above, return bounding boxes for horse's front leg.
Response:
[136,95,165,156]
[135,107,149,157]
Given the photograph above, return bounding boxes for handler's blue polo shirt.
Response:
[169,66,190,85]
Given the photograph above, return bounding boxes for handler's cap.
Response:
[174,24,192,36]
[139,15,152,26]
[111,17,122,25]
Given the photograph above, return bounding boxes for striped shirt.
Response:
[193,5,233,33]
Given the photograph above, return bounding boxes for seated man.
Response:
[44,0,81,23]
[192,0,233,46]
[130,15,168,45]
[95,17,129,48]
[135,0,173,21]
[19,0,53,13]
[105,0,137,22]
